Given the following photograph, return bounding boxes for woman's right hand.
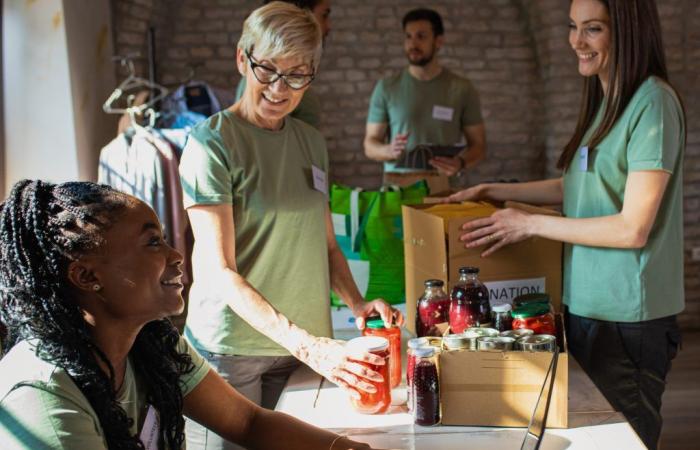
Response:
[303,337,384,399]
[441,184,487,203]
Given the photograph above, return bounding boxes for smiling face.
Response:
[404,19,442,67]
[237,48,312,129]
[76,200,184,325]
[569,0,612,89]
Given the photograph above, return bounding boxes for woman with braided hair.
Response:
[0,179,384,450]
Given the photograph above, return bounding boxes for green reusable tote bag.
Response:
[329,181,428,307]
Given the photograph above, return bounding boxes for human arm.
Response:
[324,206,404,330]
[460,171,670,256]
[363,122,407,162]
[187,205,383,394]
[429,123,487,176]
[183,369,383,450]
[444,178,564,206]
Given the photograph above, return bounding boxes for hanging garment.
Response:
[159,81,222,128]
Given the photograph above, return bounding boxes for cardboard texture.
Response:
[383,171,450,195]
[402,202,563,335]
[439,315,569,428]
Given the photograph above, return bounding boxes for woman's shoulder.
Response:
[0,340,86,404]
[632,76,682,108]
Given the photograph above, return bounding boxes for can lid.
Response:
[408,337,429,349]
[491,303,512,313]
[424,279,445,288]
[347,336,389,352]
[365,317,387,329]
[458,266,480,274]
[519,334,556,344]
[513,292,550,307]
[412,346,436,358]
[512,302,551,319]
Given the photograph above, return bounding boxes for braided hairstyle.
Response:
[0,180,194,449]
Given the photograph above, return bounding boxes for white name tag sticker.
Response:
[432,105,454,122]
[139,405,160,450]
[579,146,589,172]
[311,165,328,195]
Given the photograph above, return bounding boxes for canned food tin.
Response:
[477,336,516,352]
[500,329,535,339]
[518,334,557,352]
[424,336,443,353]
[464,327,499,337]
[442,334,470,351]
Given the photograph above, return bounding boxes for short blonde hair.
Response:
[238,1,322,71]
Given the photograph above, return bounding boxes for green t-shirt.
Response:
[562,76,685,322]
[367,68,483,173]
[0,336,210,450]
[235,78,322,129]
[179,110,332,356]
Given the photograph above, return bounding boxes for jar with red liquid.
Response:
[512,303,556,335]
[416,279,451,337]
[411,346,440,426]
[406,337,429,412]
[363,317,401,388]
[449,267,492,333]
[346,336,391,414]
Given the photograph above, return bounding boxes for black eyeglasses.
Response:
[245,50,315,90]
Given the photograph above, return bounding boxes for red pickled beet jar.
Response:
[346,336,391,414]
[416,279,450,337]
[449,267,492,333]
[512,303,556,335]
[363,317,401,388]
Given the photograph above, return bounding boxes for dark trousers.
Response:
[565,311,681,450]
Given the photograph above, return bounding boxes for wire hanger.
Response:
[103,54,169,115]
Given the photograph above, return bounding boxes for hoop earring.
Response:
[92,284,102,292]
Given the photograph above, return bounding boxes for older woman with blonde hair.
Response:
[179,3,402,449]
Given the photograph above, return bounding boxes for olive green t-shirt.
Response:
[234,78,322,129]
[367,68,483,173]
[179,110,332,356]
[0,336,210,450]
[562,76,685,322]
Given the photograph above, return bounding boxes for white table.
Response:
[276,349,646,450]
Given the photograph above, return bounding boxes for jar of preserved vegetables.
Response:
[346,336,391,414]
[512,303,556,336]
[363,317,401,388]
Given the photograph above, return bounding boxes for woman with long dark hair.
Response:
[445,0,684,448]
[0,179,383,450]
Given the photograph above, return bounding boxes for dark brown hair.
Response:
[558,0,675,170]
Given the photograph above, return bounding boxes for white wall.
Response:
[2,0,116,195]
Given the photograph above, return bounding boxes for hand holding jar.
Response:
[302,336,386,399]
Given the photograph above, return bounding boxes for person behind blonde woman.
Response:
[446,0,683,448]
[0,179,386,450]
[179,2,402,449]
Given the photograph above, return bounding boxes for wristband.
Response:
[329,435,344,450]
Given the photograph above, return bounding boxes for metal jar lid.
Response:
[477,336,516,352]
[464,327,500,338]
[500,328,535,339]
[408,337,429,349]
[518,334,557,352]
[443,334,470,350]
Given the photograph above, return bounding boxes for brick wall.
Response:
[111,0,700,329]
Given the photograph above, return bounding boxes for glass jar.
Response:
[491,303,513,332]
[416,279,451,337]
[406,337,429,412]
[363,317,401,388]
[512,303,556,336]
[346,336,391,414]
[513,293,552,312]
[411,346,440,426]
[449,267,492,333]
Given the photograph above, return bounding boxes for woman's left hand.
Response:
[429,156,463,177]
[352,299,404,330]
[460,208,533,257]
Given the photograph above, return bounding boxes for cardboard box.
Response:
[384,171,450,194]
[401,201,563,335]
[439,315,569,428]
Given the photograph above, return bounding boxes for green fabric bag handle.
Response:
[351,189,379,253]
